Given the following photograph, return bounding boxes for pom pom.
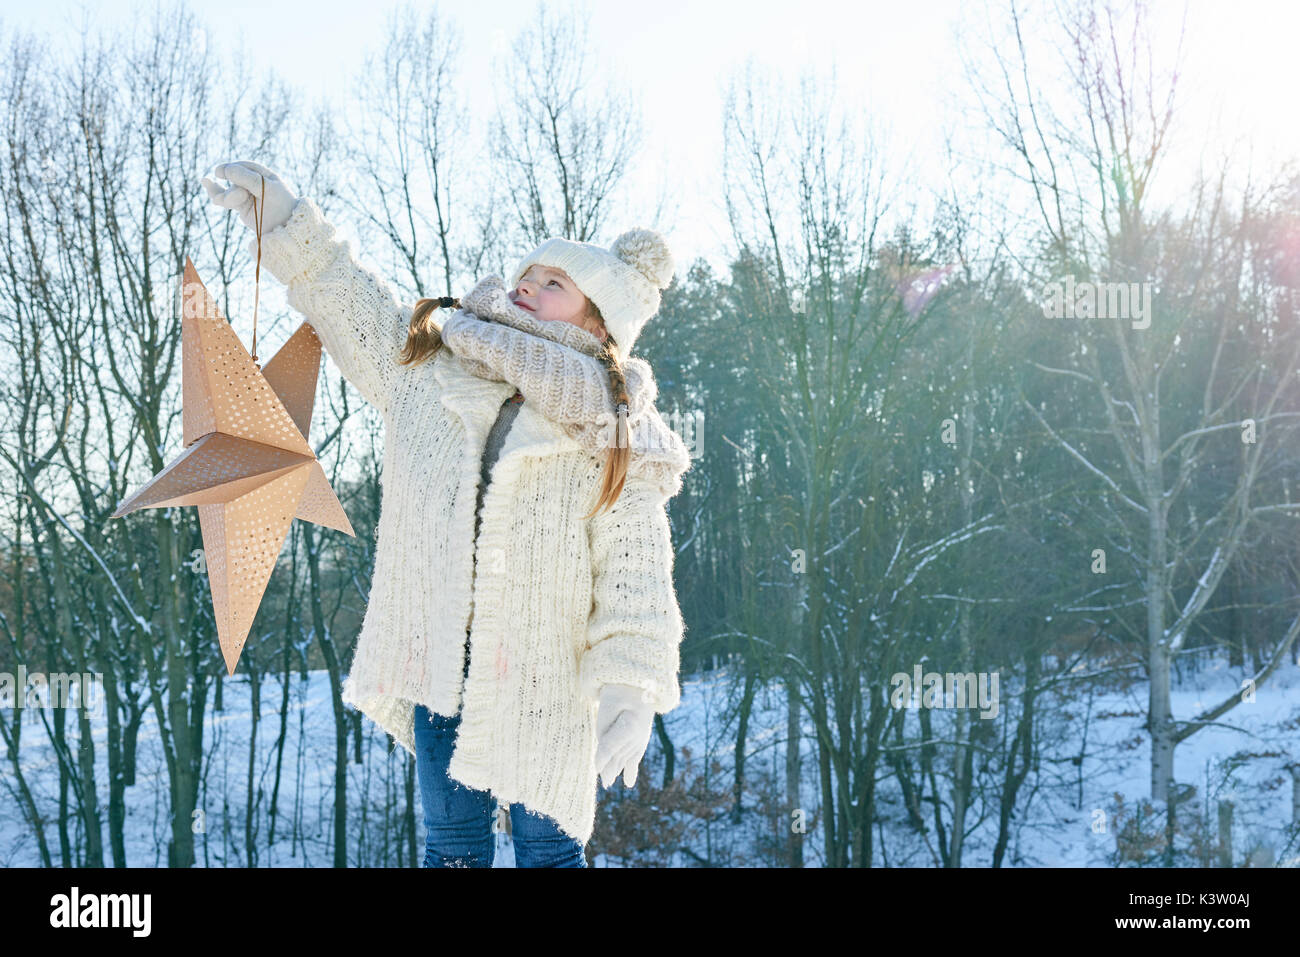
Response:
[611,228,675,289]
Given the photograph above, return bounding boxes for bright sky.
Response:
[5,0,1299,278]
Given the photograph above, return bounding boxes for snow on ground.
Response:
[1,656,1296,866]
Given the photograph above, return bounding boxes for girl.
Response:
[203,161,692,867]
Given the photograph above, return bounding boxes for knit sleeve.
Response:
[247,196,411,416]
[578,476,684,714]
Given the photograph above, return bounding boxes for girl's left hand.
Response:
[595,684,656,788]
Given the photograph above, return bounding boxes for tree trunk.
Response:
[1216,800,1233,868]
[785,671,803,868]
[304,523,349,867]
[732,666,756,823]
[947,367,977,868]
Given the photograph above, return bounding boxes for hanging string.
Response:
[250,174,265,369]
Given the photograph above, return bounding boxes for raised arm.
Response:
[249,196,413,416]
[203,161,413,416]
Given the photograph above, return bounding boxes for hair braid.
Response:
[582,327,632,519]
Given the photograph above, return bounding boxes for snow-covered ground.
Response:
[2,655,1297,867]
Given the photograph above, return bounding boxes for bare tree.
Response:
[966,0,1300,862]
[722,60,958,866]
[487,0,645,256]
[339,4,468,298]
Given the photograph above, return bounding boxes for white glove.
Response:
[201,160,298,234]
[595,683,656,789]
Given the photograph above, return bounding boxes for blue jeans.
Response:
[413,703,588,868]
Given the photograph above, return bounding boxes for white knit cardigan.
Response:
[248,197,688,845]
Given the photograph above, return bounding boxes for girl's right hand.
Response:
[201,161,299,233]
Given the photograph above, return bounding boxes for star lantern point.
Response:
[112,256,354,675]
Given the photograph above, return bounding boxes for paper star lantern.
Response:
[112,257,355,674]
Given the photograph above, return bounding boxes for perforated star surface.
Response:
[111,256,355,674]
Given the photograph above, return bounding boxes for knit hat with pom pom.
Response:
[509,228,675,355]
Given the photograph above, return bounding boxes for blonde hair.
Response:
[583,304,632,519]
[399,294,631,517]
[397,295,452,367]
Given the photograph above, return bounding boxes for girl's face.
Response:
[512,265,606,340]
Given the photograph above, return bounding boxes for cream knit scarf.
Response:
[439,276,693,498]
